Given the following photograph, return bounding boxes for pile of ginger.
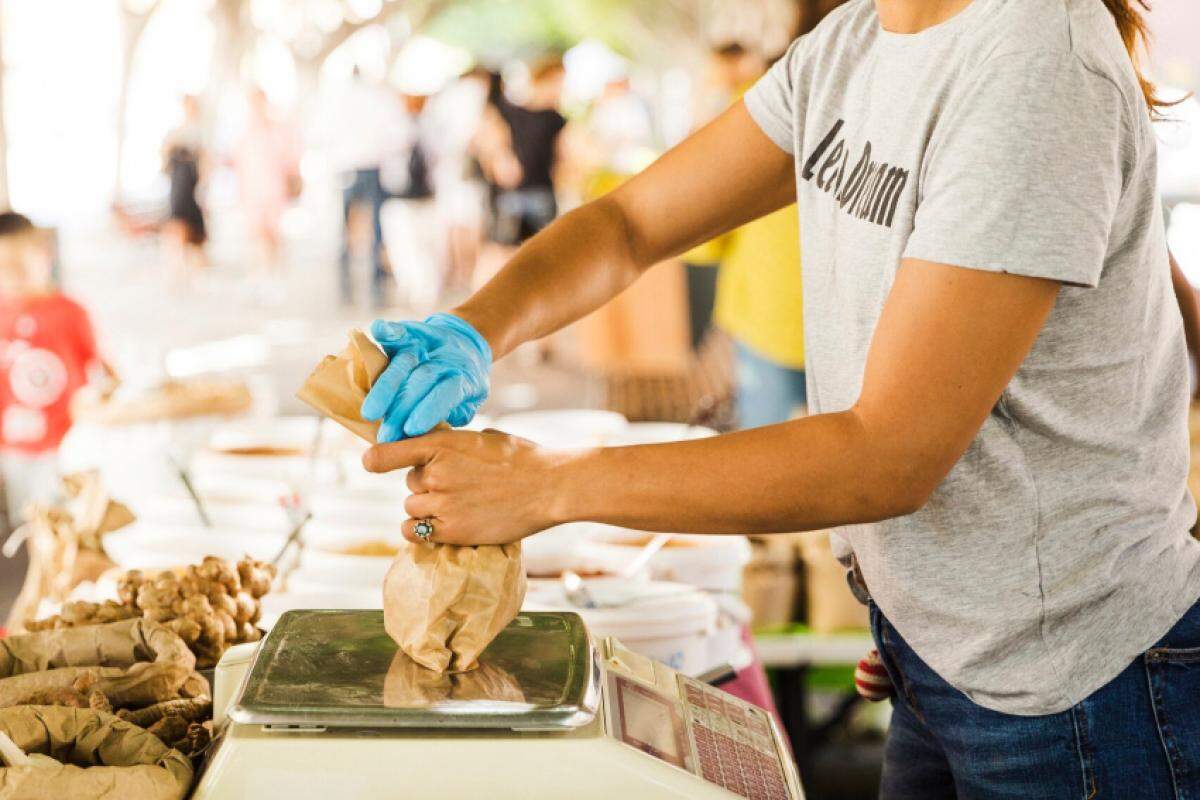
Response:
[28,556,276,669]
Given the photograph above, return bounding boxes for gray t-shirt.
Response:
[746,0,1200,715]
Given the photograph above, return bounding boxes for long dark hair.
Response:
[1100,0,1179,119]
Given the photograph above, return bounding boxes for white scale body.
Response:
[193,610,804,800]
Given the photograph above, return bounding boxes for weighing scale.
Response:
[193,609,804,799]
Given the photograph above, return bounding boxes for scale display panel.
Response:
[230,610,599,730]
[608,671,797,800]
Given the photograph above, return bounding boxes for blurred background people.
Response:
[681,43,768,350]
[161,95,207,275]
[426,67,492,295]
[0,213,107,526]
[318,67,406,310]
[475,58,569,283]
[380,89,444,311]
[232,88,301,283]
[715,205,806,427]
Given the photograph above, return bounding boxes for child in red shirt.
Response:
[0,213,106,523]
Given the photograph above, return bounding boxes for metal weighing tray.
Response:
[228,610,600,731]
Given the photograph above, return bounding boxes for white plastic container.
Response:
[307,485,407,529]
[578,532,752,593]
[102,522,286,571]
[192,415,340,486]
[131,493,292,533]
[523,577,718,676]
[291,521,406,588]
[493,409,628,450]
[521,522,628,577]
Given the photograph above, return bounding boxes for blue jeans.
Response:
[870,599,1200,799]
[734,341,807,429]
[340,168,387,308]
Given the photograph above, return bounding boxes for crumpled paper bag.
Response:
[62,471,135,551]
[382,650,525,707]
[384,542,527,673]
[0,619,195,709]
[0,705,192,800]
[298,331,527,673]
[5,472,130,632]
[295,329,389,442]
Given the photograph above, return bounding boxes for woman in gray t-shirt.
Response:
[359,0,1200,795]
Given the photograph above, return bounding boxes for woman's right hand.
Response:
[361,314,492,443]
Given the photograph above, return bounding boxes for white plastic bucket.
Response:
[493,409,628,450]
[523,577,718,676]
[578,532,751,593]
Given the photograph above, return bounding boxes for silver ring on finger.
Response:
[414,518,436,542]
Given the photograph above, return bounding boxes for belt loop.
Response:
[846,552,872,605]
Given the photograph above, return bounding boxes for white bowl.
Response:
[493,409,628,449]
[102,522,286,571]
[294,521,406,587]
[208,416,321,452]
[131,494,292,534]
[578,532,751,593]
[259,588,382,630]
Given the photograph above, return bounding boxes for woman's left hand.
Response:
[362,429,570,546]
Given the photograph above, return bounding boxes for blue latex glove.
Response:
[361,313,492,443]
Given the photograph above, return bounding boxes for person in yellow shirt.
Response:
[682,43,767,349]
[715,204,805,427]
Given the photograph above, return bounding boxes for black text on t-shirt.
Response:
[802,118,909,228]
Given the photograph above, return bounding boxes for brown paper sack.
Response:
[384,542,527,673]
[295,329,389,442]
[298,331,528,673]
[0,706,193,800]
[0,619,196,709]
[382,651,525,707]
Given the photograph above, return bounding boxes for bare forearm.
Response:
[555,412,931,535]
[1170,251,1200,363]
[453,198,642,358]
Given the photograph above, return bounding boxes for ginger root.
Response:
[31,556,277,669]
[118,696,212,728]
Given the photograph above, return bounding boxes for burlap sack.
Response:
[0,619,195,709]
[296,329,389,442]
[382,650,525,707]
[299,331,527,673]
[0,706,193,800]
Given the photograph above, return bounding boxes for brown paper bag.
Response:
[382,651,525,707]
[0,705,193,800]
[298,331,527,673]
[0,619,196,709]
[384,542,527,673]
[295,329,389,442]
